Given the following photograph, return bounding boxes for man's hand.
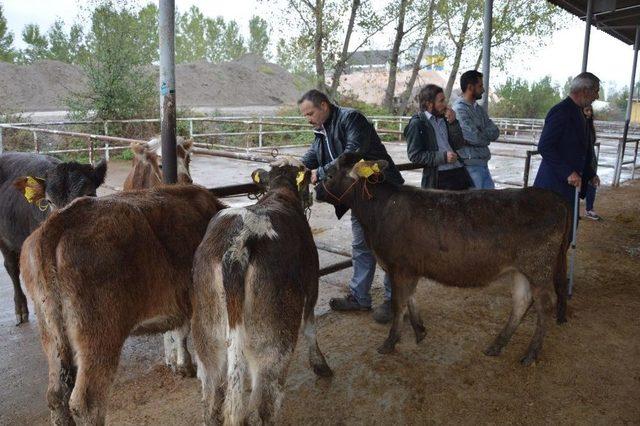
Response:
[590,175,600,187]
[445,108,456,123]
[311,169,318,184]
[567,171,581,188]
[446,151,458,163]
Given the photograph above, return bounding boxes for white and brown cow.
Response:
[123,136,193,190]
[191,159,332,425]
[19,184,226,425]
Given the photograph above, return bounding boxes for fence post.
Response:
[398,120,402,142]
[33,131,39,153]
[103,121,110,162]
[189,119,193,138]
[374,119,379,130]
[0,127,3,154]
[89,138,95,164]
[258,117,263,148]
[523,150,534,187]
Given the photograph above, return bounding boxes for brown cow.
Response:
[191,159,331,425]
[19,185,226,425]
[123,136,193,190]
[316,153,570,365]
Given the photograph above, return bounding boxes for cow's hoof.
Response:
[377,338,398,355]
[483,344,502,357]
[312,363,333,378]
[414,325,426,344]
[520,352,538,366]
[15,312,29,326]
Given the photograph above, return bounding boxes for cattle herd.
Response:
[0,140,571,425]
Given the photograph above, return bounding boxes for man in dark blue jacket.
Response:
[299,89,404,323]
[534,72,600,215]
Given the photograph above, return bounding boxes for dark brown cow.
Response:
[123,136,193,190]
[191,159,331,425]
[19,185,226,425]
[316,153,570,365]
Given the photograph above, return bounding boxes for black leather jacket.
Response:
[405,112,465,188]
[301,106,404,186]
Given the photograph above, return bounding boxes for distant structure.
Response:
[345,50,390,73]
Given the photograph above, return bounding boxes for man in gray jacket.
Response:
[452,70,500,189]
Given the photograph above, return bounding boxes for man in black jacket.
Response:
[405,84,471,189]
[299,89,404,323]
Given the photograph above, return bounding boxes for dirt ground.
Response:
[0,155,639,425]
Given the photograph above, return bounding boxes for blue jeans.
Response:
[350,215,392,306]
[466,164,495,189]
[586,183,596,211]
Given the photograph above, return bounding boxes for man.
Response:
[533,72,600,220]
[299,89,404,323]
[452,70,500,189]
[405,84,472,190]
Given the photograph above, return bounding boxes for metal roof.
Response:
[547,0,640,45]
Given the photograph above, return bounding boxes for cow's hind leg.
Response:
[36,303,76,425]
[484,271,532,357]
[192,317,227,425]
[407,292,426,344]
[0,243,28,324]
[378,275,418,354]
[164,322,196,377]
[69,338,122,426]
[302,298,332,377]
[247,350,291,426]
[520,289,552,366]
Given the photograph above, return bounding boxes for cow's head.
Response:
[14,159,107,211]
[251,157,312,209]
[147,136,194,184]
[315,152,387,206]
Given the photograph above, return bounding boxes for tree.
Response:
[67,2,156,120]
[0,5,16,62]
[221,20,246,60]
[19,24,50,63]
[205,17,226,62]
[46,19,88,64]
[397,0,439,115]
[492,76,561,119]
[135,3,159,64]
[248,16,270,58]
[175,6,208,63]
[382,0,412,111]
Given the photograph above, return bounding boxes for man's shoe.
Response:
[585,210,603,221]
[372,300,393,324]
[329,294,371,311]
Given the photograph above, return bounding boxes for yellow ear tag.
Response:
[24,176,44,204]
[253,173,260,183]
[296,171,305,190]
[354,160,380,178]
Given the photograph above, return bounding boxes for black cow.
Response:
[0,152,107,324]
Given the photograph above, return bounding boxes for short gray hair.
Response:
[570,72,600,94]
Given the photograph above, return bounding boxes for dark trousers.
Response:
[437,167,473,190]
[586,184,596,211]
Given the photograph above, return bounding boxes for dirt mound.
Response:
[0,60,88,112]
[339,68,446,105]
[0,55,301,113]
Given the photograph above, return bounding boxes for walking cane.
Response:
[567,186,579,298]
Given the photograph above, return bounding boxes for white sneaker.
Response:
[585,210,602,221]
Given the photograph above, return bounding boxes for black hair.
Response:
[297,89,332,107]
[460,70,483,93]
[416,84,443,112]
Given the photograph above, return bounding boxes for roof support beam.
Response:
[582,0,594,72]
[481,0,493,112]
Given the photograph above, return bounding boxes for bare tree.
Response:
[443,0,478,100]
[381,0,412,111]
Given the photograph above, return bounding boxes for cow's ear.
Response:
[338,152,362,168]
[251,169,269,187]
[131,142,146,157]
[93,159,108,187]
[181,138,194,152]
[13,176,46,205]
[296,169,311,190]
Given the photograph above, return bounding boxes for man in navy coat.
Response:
[534,72,601,212]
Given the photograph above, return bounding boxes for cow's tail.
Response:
[221,237,251,424]
[22,225,76,418]
[554,202,572,324]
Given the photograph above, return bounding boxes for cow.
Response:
[315,153,570,366]
[191,159,332,425]
[123,136,193,190]
[0,152,107,324]
[19,184,226,425]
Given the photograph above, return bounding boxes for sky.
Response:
[2,0,637,96]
